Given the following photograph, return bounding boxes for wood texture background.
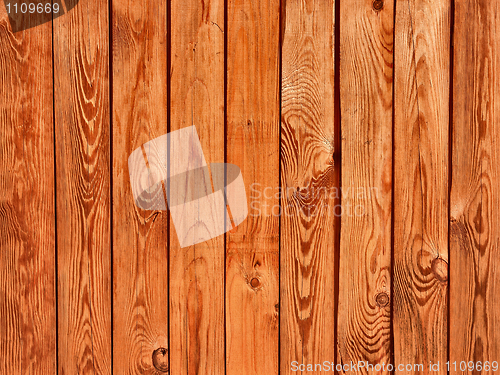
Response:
[1,0,500,374]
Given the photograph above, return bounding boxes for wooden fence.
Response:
[1,0,499,373]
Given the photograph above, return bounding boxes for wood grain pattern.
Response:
[53,0,111,373]
[338,0,394,372]
[4,2,500,374]
[169,0,225,373]
[0,6,56,374]
[450,0,500,372]
[280,0,337,373]
[112,0,170,373]
[393,0,450,373]
[226,0,280,373]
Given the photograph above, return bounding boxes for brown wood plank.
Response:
[168,0,225,373]
[112,0,169,373]
[226,0,280,373]
[393,0,450,373]
[450,1,500,373]
[53,0,111,373]
[280,0,337,373]
[338,0,394,372]
[0,6,56,374]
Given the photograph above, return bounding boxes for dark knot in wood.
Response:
[250,278,260,288]
[432,257,448,282]
[372,0,384,11]
[152,347,169,373]
[375,292,389,307]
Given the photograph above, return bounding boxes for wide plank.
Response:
[0,5,56,374]
[450,1,500,373]
[112,0,170,373]
[280,0,337,373]
[53,0,112,373]
[393,0,450,373]
[226,0,280,373]
[168,0,225,373]
[338,0,394,372]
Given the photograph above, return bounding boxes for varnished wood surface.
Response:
[393,0,450,373]
[338,0,394,372]
[1,0,500,374]
[112,0,169,373]
[226,0,280,373]
[280,0,337,373]
[54,0,112,372]
[0,4,56,374]
[451,0,500,373]
[169,0,225,373]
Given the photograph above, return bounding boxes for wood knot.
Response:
[152,347,169,373]
[372,0,384,11]
[375,292,389,307]
[250,278,260,288]
[432,257,448,282]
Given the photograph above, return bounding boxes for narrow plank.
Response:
[338,0,394,372]
[168,0,225,373]
[0,6,56,374]
[226,0,280,373]
[280,0,337,373]
[53,0,111,372]
[112,0,169,372]
[450,1,500,373]
[393,0,450,373]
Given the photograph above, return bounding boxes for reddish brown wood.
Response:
[0,5,56,374]
[338,0,394,372]
[168,0,225,373]
[393,0,450,373]
[112,0,170,373]
[450,1,500,373]
[280,0,337,373]
[226,0,281,373]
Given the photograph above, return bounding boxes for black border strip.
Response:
[167,0,172,369]
[108,0,114,371]
[223,0,228,372]
[333,0,342,372]
[390,0,397,372]
[447,0,455,373]
[51,1,59,372]
[278,0,284,372]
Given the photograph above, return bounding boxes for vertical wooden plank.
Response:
[393,0,450,373]
[112,0,169,373]
[280,0,337,373]
[0,6,56,375]
[169,0,225,373]
[450,1,500,373]
[53,0,111,372]
[226,0,280,373]
[338,0,393,372]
